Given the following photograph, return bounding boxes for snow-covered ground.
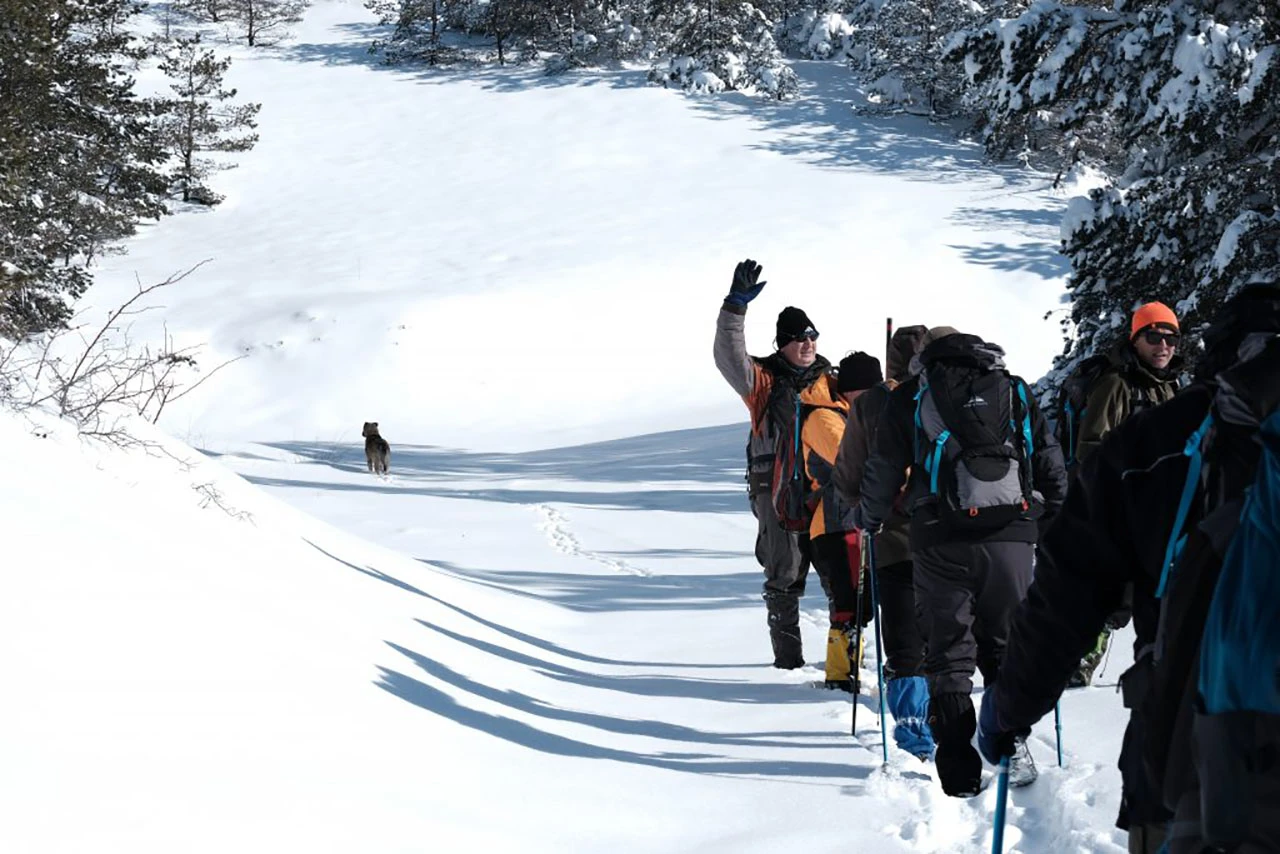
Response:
[5,2,1135,851]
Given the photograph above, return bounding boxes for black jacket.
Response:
[858,335,1068,551]
[989,285,1280,828]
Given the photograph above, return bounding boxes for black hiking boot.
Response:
[765,592,804,669]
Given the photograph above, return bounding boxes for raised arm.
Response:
[713,259,767,399]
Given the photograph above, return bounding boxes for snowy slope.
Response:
[4,2,1137,852]
[2,412,1129,853]
[89,0,1069,452]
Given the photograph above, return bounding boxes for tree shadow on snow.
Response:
[376,658,871,781]
[949,241,1071,280]
[241,422,754,515]
[271,26,1055,194]
[274,21,649,94]
[305,539,760,668]
[427,559,762,614]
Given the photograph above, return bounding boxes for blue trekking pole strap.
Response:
[1156,413,1214,598]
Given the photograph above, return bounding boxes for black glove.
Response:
[977,690,1019,765]
[851,504,882,535]
[724,259,766,307]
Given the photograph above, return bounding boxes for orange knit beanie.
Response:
[1131,302,1179,339]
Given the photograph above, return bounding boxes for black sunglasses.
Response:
[1139,329,1180,347]
[785,328,819,343]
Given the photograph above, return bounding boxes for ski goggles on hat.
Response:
[1139,329,1181,347]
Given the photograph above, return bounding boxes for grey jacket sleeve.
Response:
[714,303,756,399]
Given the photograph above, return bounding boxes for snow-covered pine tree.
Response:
[851,0,984,115]
[154,34,261,205]
[367,0,459,64]
[0,0,169,335]
[533,1,649,72]
[225,0,310,47]
[954,0,1279,376]
[773,3,856,60]
[457,0,538,64]
[648,1,799,97]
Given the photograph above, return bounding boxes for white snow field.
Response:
[4,2,1135,852]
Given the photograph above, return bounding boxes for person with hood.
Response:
[853,327,1068,796]
[977,285,1280,854]
[1071,302,1184,687]
[713,258,830,670]
[798,350,883,690]
[833,325,936,759]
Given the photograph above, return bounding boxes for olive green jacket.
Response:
[1076,345,1181,463]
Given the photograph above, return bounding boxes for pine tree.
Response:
[224,0,310,47]
[367,0,457,64]
[173,0,229,24]
[849,0,982,115]
[154,34,261,205]
[649,1,798,97]
[0,0,169,335]
[953,0,1280,376]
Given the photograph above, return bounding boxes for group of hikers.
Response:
[713,258,1280,854]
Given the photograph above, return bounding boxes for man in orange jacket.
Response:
[714,258,831,669]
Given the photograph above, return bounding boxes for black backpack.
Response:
[1054,353,1112,470]
[912,338,1039,531]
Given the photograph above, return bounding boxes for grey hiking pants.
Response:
[751,491,810,596]
[914,540,1035,696]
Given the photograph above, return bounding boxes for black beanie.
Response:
[837,351,883,393]
[776,306,817,347]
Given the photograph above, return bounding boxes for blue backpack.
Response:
[1146,406,1280,848]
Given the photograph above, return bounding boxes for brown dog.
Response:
[362,422,390,475]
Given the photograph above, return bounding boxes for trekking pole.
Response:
[1054,702,1063,767]
[851,533,869,737]
[992,755,1011,853]
[885,317,893,367]
[868,534,889,764]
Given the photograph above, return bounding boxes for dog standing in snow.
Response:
[362,422,390,475]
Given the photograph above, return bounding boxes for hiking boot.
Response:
[765,593,804,669]
[825,626,853,688]
[930,692,983,798]
[1008,736,1038,787]
[951,772,990,798]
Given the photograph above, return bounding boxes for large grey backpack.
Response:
[912,336,1039,531]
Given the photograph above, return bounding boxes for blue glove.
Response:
[724,259,766,307]
[977,690,1019,765]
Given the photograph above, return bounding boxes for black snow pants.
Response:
[915,540,1035,796]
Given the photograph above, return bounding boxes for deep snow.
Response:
[4,3,1136,852]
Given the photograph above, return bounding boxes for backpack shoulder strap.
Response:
[1013,378,1036,488]
[1156,413,1216,598]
